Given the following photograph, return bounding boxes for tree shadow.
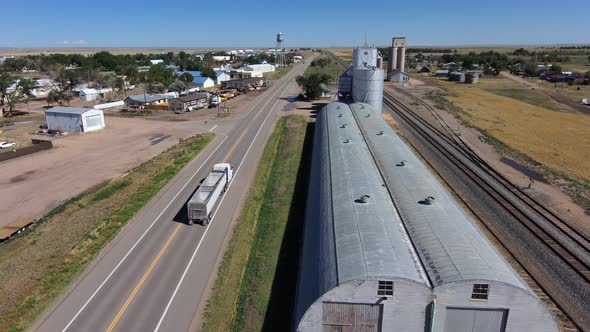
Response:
[261,121,315,331]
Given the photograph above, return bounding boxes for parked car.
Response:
[0,142,16,149]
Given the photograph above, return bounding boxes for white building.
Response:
[79,88,112,101]
[45,107,105,133]
[214,71,231,85]
[193,76,215,88]
[244,63,275,74]
[150,59,164,65]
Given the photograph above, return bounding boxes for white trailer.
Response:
[187,163,233,225]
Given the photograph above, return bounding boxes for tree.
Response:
[525,63,538,77]
[296,73,331,99]
[180,72,194,90]
[550,64,563,72]
[312,57,331,69]
[200,67,216,80]
[145,63,176,93]
[0,74,37,116]
[113,76,128,97]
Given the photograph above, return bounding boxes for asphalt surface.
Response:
[33,58,311,332]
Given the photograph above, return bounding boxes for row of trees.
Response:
[1,51,220,74]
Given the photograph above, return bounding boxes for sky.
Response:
[1,0,589,48]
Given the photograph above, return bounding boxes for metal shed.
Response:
[44,107,105,133]
[349,102,559,332]
[294,102,432,331]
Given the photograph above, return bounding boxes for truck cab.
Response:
[212,163,233,183]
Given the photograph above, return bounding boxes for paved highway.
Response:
[34,58,312,332]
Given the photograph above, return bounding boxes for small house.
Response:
[168,93,209,112]
[124,93,171,109]
[80,87,112,101]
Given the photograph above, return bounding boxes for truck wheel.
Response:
[204,218,210,226]
[188,219,193,226]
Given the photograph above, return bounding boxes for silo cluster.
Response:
[387,36,407,82]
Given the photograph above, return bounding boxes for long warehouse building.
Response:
[294,102,559,332]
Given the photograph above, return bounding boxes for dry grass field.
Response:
[442,83,590,181]
[330,48,353,64]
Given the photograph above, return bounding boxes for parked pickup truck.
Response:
[187,163,233,225]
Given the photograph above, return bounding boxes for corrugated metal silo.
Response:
[352,68,384,113]
[353,47,378,69]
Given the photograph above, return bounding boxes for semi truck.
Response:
[187,163,233,225]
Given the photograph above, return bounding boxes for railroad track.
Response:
[394,87,590,249]
[382,92,590,331]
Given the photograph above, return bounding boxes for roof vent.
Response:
[357,195,370,203]
[343,138,350,143]
[377,130,384,135]
[341,124,347,128]
[366,113,371,118]
[420,196,436,205]
[397,160,408,167]
[360,105,365,109]
[336,106,340,109]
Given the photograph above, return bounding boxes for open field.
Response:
[202,115,310,331]
[431,82,590,182]
[438,77,577,113]
[329,48,353,64]
[0,133,213,332]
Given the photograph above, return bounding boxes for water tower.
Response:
[276,32,286,68]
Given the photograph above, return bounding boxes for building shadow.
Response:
[261,121,315,331]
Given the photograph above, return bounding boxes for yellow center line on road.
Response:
[105,223,182,332]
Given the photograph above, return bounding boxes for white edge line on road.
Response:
[153,84,288,332]
[208,125,217,132]
[60,135,228,332]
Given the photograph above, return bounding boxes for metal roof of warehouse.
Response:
[126,94,170,103]
[349,102,527,289]
[324,102,429,284]
[45,106,97,115]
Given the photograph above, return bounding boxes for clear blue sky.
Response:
[1,0,588,48]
